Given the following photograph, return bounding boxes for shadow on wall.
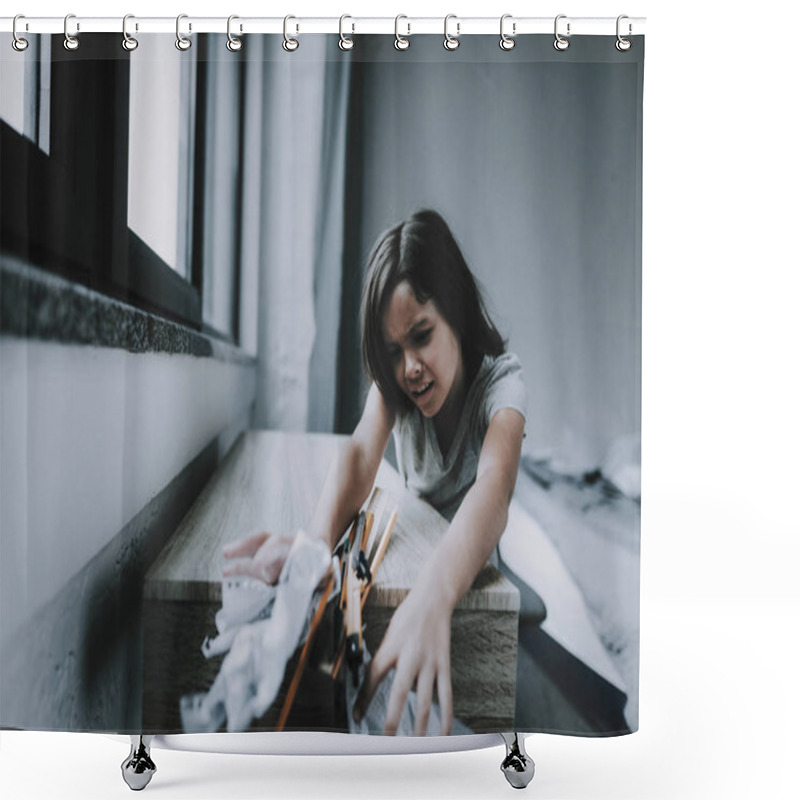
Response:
[0,441,220,732]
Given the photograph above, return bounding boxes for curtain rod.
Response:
[1,16,646,37]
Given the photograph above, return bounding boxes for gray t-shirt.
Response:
[392,352,527,523]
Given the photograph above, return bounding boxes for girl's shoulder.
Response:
[476,351,524,386]
[473,351,527,427]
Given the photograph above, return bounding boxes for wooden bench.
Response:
[142,430,520,733]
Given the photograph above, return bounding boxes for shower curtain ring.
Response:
[227,15,243,52]
[339,15,355,50]
[394,15,410,51]
[283,15,299,52]
[176,14,192,50]
[63,13,79,51]
[122,15,138,51]
[12,15,29,51]
[615,15,632,51]
[553,14,570,51]
[499,14,515,51]
[444,14,460,51]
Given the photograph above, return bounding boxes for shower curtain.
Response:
[0,27,643,739]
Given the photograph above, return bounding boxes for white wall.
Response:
[0,338,255,644]
[356,47,641,471]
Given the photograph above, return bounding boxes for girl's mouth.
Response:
[411,381,433,400]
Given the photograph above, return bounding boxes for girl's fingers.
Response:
[436,669,453,736]
[353,646,394,724]
[413,667,435,737]
[383,665,416,736]
[222,531,270,558]
[221,560,271,583]
[221,560,257,579]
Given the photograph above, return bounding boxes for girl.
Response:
[223,209,527,736]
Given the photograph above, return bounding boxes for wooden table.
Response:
[143,430,519,733]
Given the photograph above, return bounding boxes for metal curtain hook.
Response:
[553,14,570,51]
[339,14,354,50]
[122,14,138,51]
[394,15,410,51]
[444,14,460,51]
[283,15,299,51]
[12,14,29,51]
[500,14,515,51]
[616,14,632,51]
[227,15,242,51]
[176,14,191,50]
[63,13,79,51]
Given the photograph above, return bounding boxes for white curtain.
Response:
[254,40,350,432]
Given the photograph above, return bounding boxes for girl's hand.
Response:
[221,531,294,585]
[352,574,454,736]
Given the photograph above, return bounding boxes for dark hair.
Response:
[361,209,506,414]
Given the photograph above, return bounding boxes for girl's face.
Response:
[382,281,465,420]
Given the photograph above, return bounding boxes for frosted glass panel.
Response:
[0,36,50,155]
[127,36,196,277]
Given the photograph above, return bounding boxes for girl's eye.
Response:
[414,329,431,344]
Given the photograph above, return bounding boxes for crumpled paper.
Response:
[200,574,277,659]
[180,530,333,733]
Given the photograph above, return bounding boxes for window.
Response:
[127,36,197,279]
[1,33,246,343]
[0,34,51,154]
[199,52,245,340]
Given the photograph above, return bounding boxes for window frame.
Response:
[0,33,244,340]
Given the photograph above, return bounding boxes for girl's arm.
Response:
[308,383,396,551]
[223,383,395,577]
[353,407,525,736]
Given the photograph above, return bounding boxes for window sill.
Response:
[1,254,255,365]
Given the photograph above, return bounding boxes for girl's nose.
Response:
[405,353,422,379]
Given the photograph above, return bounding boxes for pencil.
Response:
[332,549,362,681]
[360,507,398,611]
[364,489,388,564]
[338,514,360,611]
[331,636,345,680]
[332,504,399,680]
[362,511,374,569]
[276,571,336,732]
